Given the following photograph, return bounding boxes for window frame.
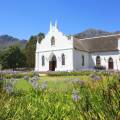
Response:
[61,54,65,65]
[51,36,55,46]
[82,55,85,66]
[42,55,45,66]
[96,56,101,67]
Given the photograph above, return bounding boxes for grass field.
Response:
[15,75,113,91]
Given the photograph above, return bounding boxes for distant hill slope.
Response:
[0,35,27,50]
[74,29,120,39]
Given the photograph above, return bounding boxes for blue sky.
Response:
[0,0,120,39]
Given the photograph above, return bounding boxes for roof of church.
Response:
[73,34,120,52]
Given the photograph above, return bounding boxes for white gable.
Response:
[36,22,73,52]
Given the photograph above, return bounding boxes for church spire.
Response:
[50,21,52,30]
[55,20,58,29]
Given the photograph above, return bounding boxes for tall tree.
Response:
[0,45,26,70]
[25,33,45,68]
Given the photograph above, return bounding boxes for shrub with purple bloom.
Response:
[24,75,29,81]
[3,82,13,94]
[32,81,39,90]
[73,78,85,86]
[90,74,102,81]
[32,76,39,81]
[29,76,40,90]
[72,89,80,102]
[41,81,48,91]
[33,72,40,77]
[29,76,39,84]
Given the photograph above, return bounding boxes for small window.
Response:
[62,54,65,65]
[51,36,55,46]
[96,56,101,67]
[82,55,84,66]
[108,57,114,69]
[42,55,45,66]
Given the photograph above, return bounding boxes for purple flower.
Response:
[73,79,84,86]
[33,72,40,77]
[24,76,29,81]
[90,74,102,81]
[32,76,39,81]
[29,76,40,90]
[41,81,48,91]
[32,81,39,90]
[3,82,13,94]
[72,89,80,102]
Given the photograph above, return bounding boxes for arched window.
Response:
[62,54,65,65]
[42,55,45,66]
[51,36,55,46]
[108,57,114,69]
[96,56,101,67]
[82,55,84,66]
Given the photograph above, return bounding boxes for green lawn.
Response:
[15,75,112,91]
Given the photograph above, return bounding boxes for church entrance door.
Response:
[49,55,57,71]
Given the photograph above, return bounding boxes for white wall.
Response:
[35,49,73,71]
[90,51,120,70]
[73,49,89,71]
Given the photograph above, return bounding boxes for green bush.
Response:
[47,71,93,76]
[2,72,34,79]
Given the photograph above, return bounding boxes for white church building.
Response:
[35,22,120,72]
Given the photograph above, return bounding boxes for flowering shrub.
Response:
[41,81,48,91]
[72,89,80,102]
[89,73,102,81]
[24,75,29,81]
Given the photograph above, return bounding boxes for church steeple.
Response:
[55,20,58,29]
[49,20,59,31]
[50,21,52,30]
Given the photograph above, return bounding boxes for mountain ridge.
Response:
[0,29,120,51]
[0,35,27,51]
[74,28,120,39]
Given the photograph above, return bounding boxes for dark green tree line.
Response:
[0,32,45,70]
[0,45,26,70]
[25,33,45,68]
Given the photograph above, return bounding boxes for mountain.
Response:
[74,29,120,39]
[0,35,27,51]
[0,29,120,51]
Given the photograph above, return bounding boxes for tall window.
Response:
[82,55,84,66]
[42,55,45,66]
[96,56,101,67]
[62,54,65,65]
[108,57,114,69]
[51,36,55,46]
